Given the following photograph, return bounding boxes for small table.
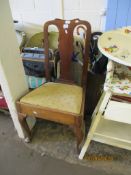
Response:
[98,27,131,95]
[98,27,131,67]
[79,27,131,160]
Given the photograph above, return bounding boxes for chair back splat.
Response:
[43,19,91,86]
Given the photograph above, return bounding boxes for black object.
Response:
[85,71,105,115]
[23,61,46,77]
[13,20,18,23]
[90,32,108,74]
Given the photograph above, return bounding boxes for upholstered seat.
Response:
[20,82,83,114]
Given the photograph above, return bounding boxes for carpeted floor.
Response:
[0,113,114,175]
[1,73,131,175]
[25,119,131,175]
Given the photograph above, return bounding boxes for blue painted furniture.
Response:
[106,0,131,31]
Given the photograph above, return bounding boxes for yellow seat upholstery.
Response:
[20,82,83,114]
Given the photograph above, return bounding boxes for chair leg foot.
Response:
[24,137,31,143]
[18,113,31,141]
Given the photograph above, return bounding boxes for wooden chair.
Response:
[16,19,91,151]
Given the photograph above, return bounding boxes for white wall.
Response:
[9,0,62,37]
[63,0,107,31]
[9,0,107,37]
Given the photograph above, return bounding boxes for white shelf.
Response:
[93,118,131,150]
[104,100,131,124]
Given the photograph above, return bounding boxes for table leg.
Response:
[79,92,112,159]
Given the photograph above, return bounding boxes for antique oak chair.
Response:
[16,19,91,151]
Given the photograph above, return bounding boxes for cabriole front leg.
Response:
[18,113,31,143]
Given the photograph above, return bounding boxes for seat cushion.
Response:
[20,82,83,114]
[104,63,131,95]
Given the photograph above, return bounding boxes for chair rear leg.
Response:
[74,119,85,153]
[18,113,31,143]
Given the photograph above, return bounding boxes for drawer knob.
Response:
[33,111,37,115]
